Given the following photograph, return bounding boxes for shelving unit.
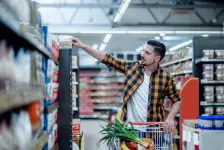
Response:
[161,47,193,150]
[0,2,60,150]
[161,56,192,67]
[193,36,224,116]
[79,67,124,119]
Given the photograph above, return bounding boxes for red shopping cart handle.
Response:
[129,122,164,126]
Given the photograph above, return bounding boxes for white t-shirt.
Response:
[127,73,150,123]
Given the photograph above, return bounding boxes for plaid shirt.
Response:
[101,53,181,122]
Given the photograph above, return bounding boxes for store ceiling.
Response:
[35,0,224,52]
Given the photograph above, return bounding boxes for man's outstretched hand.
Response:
[72,38,85,49]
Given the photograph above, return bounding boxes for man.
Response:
[73,38,181,133]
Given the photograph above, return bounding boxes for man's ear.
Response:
[156,56,161,62]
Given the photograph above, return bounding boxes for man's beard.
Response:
[142,59,156,66]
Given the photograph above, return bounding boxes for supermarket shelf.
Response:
[200,101,224,106]
[80,73,124,78]
[31,132,48,150]
[170,70,192,76]
[201,80,224,84]
[161,57,192,67]
[90,93,122,97]
[0,6,59,65]
[196,58,224,64]
[53,143,59,150]
[80,114,108,119]
[79,66,108,70]
[46,102,58,113]
[73,107,79,111]
[0,87,47,114]
[72,81,78,85]
[72,65,79,69]
[93,105,118,110]
[174,135,180,139]
[90,87,123,90]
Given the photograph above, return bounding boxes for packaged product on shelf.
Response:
[72,56,78,66]
[202,72,214,80]
[203,50,214,58]
[59,35,73,49]
[42,26,59,60]
[46,82,59,105]
[204,106,214,115]
[26,101,41,130]
[203,86,214,94]
[45,59,56,82]
[216,107,224,115]
[215,50,224,58]
[44,109,58,132]
[72,72,77,82]
[73,98,77,110]
[72,85,77,95]
[204,95,214,102]
[215,72,224,80]
[215,64,224,72]
[216,95,224,103]
[202,64,214,72]
[216,86,224,94]
[46,123,58,150]
[72,119,80,136]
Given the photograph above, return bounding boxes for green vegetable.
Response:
[97,119,150,149]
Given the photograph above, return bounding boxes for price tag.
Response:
[201,101,207,105]
[193,133,199,145]
[187,131,191,142]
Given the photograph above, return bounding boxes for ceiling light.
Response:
[92,44,98,49]
[99,43,107,51]
[175,31,221,34]
[103,34,112,43]
[114,0,131,23]
[202,34,209,37]
[154,36,161,40]
[169,40,192,51]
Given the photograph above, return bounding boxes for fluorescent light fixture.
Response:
[169,40,193,51]
[99,43,107,51]
[128,31,174,34]
[114,0,131,22]
[78,30,127,34]
[175,31,221,34]
[92,44,98,49]
[103,34,112,43]
[202,34,209,37]
[154,36,161,40]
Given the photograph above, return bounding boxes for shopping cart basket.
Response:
[108,122,173,150]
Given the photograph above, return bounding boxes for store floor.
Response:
[81,119,108,150]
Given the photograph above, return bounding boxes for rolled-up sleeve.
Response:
[166,77,181,104]
[101,53,130,74]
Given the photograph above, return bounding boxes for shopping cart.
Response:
[108,122,173,150]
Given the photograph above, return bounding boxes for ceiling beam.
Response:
[38,3,224,9]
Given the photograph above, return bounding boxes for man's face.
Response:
[141,45,161,66]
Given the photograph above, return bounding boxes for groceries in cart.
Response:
[97,119,152,150]
[97,119,173,150]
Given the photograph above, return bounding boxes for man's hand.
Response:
[72,38,85,49]
[163,118,176,134]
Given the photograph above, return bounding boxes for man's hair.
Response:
[147,40,166,61]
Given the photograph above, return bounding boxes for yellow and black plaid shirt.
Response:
[101,53,181,122]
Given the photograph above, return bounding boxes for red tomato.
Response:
[127,142,138,150]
